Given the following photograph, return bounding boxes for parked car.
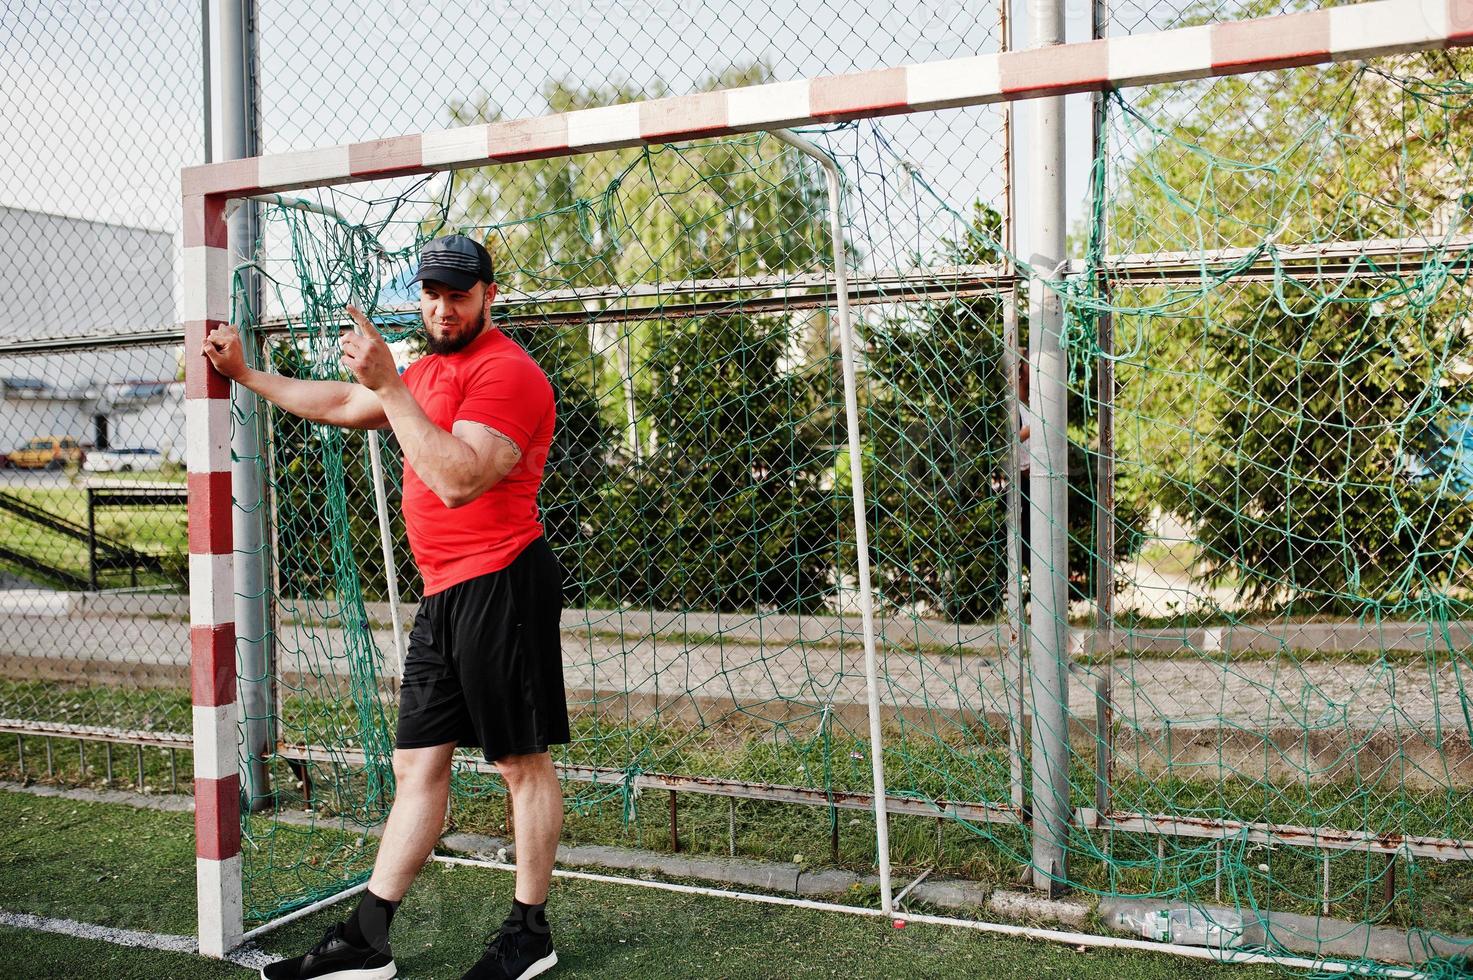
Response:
[8,436,84,470]
[82,447,166,473]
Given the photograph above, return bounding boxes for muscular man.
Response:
[204,235,567,980]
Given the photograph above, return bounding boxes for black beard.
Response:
[424,311,486,355]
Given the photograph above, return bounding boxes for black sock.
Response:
[507,898,550,936]
[343,889,399,951]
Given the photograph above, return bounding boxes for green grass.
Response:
[0,928,247,979]
[2,486,188,549]
[0,485,187,588]
[0,791,198,934]
[1137,540,1201,577]
[4,675,1470,849]
[571,626,1473,665]
[443,772,1473,937]
[0,679,192,734]
[3,677,1471,940]
[0,788,1293,979]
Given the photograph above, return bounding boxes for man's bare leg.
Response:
[496,751,564,904]
[368,742,457,900]
[452,752,564,978]
[258,744,456,976]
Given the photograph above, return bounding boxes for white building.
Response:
[0,207,180,452]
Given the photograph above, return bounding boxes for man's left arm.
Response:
[339,306,522,508]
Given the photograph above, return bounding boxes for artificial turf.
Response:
[0,787,1287,979]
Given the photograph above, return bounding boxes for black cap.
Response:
[411,234,494,292]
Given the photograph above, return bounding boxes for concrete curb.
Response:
[0,779,194,812]
[1100,896,1473,966]
[9,587,1473,656]
[440,830,994,913]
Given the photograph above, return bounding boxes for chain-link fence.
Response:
[1076,48,1473,961]
[219,50,1473,967]
[6,0,1473,973]
[0,339,193,790]
[0,0,203,788]
[1,1,203,339]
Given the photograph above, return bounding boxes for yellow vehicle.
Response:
[7,436,84,470]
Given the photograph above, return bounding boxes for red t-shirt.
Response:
[400,326,555,595]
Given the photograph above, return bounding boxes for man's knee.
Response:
[392,746,453,793]
[495,750,556,790]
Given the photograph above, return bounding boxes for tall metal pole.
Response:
[1000,0,1027,818]
[200,0,211,165]
[1091,0,1117,823]
[772,129,894,916]
[1027,0,1073,896]
[214,0,270,809]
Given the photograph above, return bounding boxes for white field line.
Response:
[430,854,1426,980]
[0,909,275,969]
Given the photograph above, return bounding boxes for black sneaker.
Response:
[260,923,397,980]
[460,919,557,980]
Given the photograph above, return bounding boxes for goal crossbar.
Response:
[181,0,1473,202]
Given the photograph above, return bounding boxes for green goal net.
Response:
[229,53,1473,976]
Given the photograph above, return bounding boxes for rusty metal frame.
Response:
[0,719,1467,861]
[272,742,1473,863]
[0,718,192,750]
[1078,809,1473,861]
[4,233,1470,357]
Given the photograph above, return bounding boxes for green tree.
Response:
[1105,47,1473,610]
[447,65,837,611]
[508,323,613,608]
[863,203,1147,621]
[860,204,1011,621]
[264,339,421,604]
[585,310,841,612]
[1177,297,1473,607]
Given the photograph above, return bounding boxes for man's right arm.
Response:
[201,324,388,430]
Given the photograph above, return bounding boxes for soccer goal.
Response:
[185,0,1473,972]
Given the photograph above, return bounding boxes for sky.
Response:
[0,0,1215,337]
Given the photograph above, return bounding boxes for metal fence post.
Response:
[214,0,271,813]
[1027,0,1073,896]
[1091,0,1117,826]
[1001,0,1028,819]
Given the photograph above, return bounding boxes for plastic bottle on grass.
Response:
[1109,906,1244,948]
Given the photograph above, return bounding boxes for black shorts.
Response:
[395,537,570,762]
